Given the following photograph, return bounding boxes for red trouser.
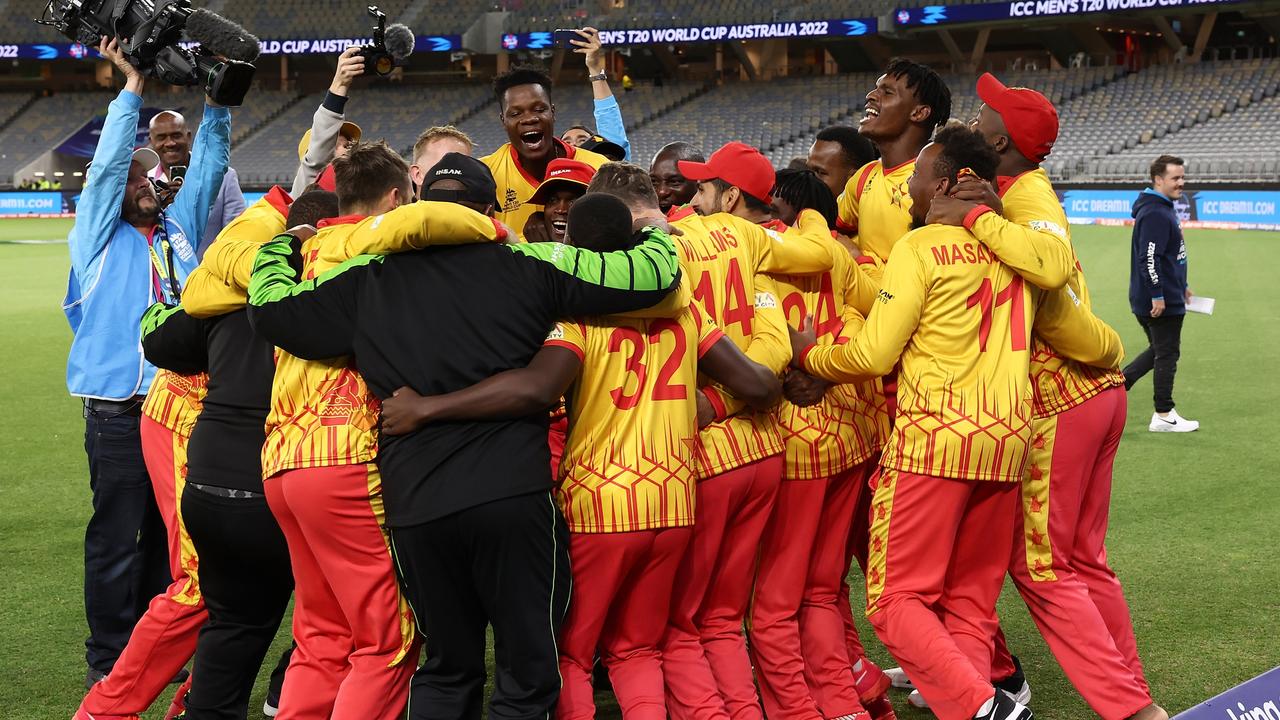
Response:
[751,479,828,720]
[865,469,1017,720]
[558,527,692,720]
[800,462,875,715]
[83,417,205,715]
[663,455,782,720]
[994,387,1151,719]
[265,464,416,720]
[838,467,875,668]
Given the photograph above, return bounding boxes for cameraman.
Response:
[63,36,231,687]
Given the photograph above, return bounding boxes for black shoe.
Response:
[974,689,1032,720]
[993,655,1031,705]
[170,667,190,685]
[84,667,108,689]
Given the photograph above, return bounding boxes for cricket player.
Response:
[792,125,1124,720]
[928,74,1168,720]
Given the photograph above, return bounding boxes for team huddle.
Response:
[68,33,1169,720]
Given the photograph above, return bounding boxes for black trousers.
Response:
[181,485,293,720]
[1123,313,1184,413]
[389,491,571,720]
[82,403,169,672]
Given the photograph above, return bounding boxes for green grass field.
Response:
[1,218,1275,719]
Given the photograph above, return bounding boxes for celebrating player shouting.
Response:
[792,125,1125,720]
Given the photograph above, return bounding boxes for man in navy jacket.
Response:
[63,36,231,684]
[1124,154,1198,432]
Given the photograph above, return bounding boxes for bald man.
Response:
[648,141,705,219]
[149,110,245,259]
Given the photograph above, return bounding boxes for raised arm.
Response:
[183,186,291,317]
[292,47,363,196]
[519,226,683,317]
[799,241,925,383]
[572,27,631,161]
[170,100,232,256]
[381,344,582,436]
[140,303,209,375]
[246,234,366,360]
[68,39,143,282]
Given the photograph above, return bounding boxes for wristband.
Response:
[588,71,608,82]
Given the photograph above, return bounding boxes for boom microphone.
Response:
[186,8,261,63]
[384,23,415,62]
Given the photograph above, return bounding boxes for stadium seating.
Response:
[0,91,116,185]
[231,82,494,186]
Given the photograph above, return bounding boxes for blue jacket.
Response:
[592,95,631,161]
[1129,188,1188,317]
[63,90,230,400]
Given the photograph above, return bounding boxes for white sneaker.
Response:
[885,666,915,690]
[1149,409,1199,433]
[908,689,930,708]
[263,699,279,717]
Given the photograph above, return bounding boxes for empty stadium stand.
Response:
[2,57,1278,188]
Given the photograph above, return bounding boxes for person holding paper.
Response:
[1124,155,1198,433]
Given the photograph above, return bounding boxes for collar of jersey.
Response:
[509,138,577,187]
[317,213,367,228]
[996,168,1038,198]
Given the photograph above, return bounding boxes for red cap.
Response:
[315,164,337,192]
[677,141,775,204]
[977,72,1059,163]
[529,159,596,204]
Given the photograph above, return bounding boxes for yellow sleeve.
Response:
[1032,286,1125,369]
[836,174,859,235]
[836,301,867,345]
[612,275,693,319]
[702,275,789,418]
[319,200,502,264]
[968,206,1073,290]
[840,252,880,318]
[752,209,834,275]
[182,193,288,318]
[803,241,925,383]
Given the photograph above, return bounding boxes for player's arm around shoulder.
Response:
[183,188,291,317]
[799,238,927,384]
[749,209,835,275]
[327,201,506,263]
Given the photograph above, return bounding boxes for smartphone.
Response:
[169,165,187,181]
[553,28,581,48]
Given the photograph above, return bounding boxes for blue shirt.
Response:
[63,90,231,400]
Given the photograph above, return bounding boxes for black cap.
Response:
[582,135,626,162]
[423,152,498,208]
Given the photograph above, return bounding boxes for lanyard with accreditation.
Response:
[146,215,182,305]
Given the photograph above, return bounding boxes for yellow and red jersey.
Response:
[262,202,504,478]
[836,159,915,270]
[671,209,834,478]
[546,303,723,533]
[971,170,1125,418]
[141,369,207,438]
[802,224,1122,483]
[481,140,609,235]
[182,186,291,318]
[765,220,886,480]
[143,187,295,437]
